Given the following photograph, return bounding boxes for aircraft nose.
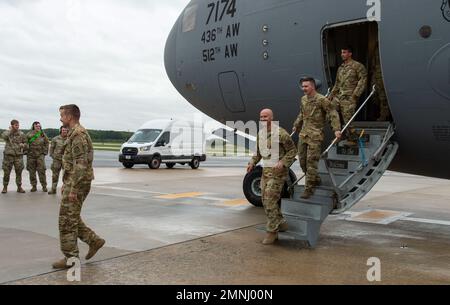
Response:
[164,20,178,89]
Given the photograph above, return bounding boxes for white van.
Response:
[119,119,206,169]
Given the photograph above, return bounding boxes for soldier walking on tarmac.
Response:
[52,104,105,269]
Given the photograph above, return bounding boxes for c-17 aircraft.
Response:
[164,0,450,244]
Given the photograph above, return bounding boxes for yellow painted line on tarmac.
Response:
[156,192,205,199]
[222,199,249,206]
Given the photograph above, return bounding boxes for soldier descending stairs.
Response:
[282,85,398,247]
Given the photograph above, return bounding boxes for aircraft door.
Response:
[218,71,246,113]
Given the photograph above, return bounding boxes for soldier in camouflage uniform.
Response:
[371,42,391,121]
[52,104,105,269]
[329,46,367,144]
[26,122,49,192]
[1,120,27,194]
[247,109,297,245]
[293,78,342,199]
[48,126,68,195]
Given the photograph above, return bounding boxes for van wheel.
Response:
[190,157,200,169]
[243,166,263,207]
[166,163,175,169]
[149,156,161,169]
[123,162,134,169]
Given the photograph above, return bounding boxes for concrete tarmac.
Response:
[1,154,450,284]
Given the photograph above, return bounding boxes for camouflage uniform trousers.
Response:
[51,160,63,190]
[261,167,288,233]
[59,180,100,258]
[298,139,322,191]
[27,155,47,188]
[334,96,358,141]
[2,154,24,187]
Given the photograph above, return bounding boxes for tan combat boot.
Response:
[52,258,69,269]
[278,222,289,232]
[301,188,314,199]
[30,186,37,192]
[17,186,25,194]
[314,178,322,187]
[346,139,358,147]
[1,186,7,194]
[48,183,57,195]
[262,232,278,245]
[85,238,106,260]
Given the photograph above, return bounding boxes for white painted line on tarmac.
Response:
[341,210,450,227]
[402,217,450,227]
[94,185,168,195]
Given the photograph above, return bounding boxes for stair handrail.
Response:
[322,85,377,156]
[289,85,377,191]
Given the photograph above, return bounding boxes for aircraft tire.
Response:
[243,167,297,207]
[243,166,263,207]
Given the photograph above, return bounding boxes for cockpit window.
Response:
[128,129,162,143]
[182,4,198,33]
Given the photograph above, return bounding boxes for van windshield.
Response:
[128,129,162,143]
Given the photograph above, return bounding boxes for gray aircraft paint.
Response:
[165,0,450,179]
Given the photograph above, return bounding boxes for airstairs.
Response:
[281,88,399,247]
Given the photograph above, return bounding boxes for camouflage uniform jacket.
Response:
[293,93,341,142]
[331,59,368,99]
[250,126,297,168]
[50,135,66,161]
[26,131,49,158]
[62,124,95,193]
[1,130,28,156]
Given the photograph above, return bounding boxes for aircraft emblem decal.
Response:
[442,0,450,22]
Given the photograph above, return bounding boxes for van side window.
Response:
[159,132,170,145]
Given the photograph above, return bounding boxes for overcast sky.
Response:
[0,0,215,131]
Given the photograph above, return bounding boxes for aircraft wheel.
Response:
[243,166,263,207]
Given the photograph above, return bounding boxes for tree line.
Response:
[0,129,133,143]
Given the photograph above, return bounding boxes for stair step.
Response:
[278,231,308,241]
[282,199,332,221]
[289,196,335,208]
[283,215,308,235]
[282,215,322,247]
[351,121,391,129]
[294,185,335,197]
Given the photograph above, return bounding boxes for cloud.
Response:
[0,0,211,131]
